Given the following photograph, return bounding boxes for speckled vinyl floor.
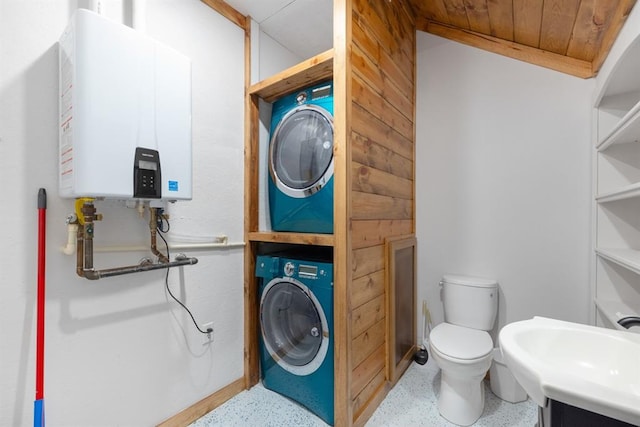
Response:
[190,357,538,427]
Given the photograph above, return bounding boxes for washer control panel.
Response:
[298,264,318,278]
[284,261,295,277]
[255,255,332,285]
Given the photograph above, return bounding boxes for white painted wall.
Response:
[0,0,605,422]
[254,27,302,231]
[258,29,303,81]
[415,32,595,341]
[0,1,245,425]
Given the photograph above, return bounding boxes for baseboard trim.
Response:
[157,377,246,427]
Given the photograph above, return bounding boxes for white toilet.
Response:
[429,274,498,426]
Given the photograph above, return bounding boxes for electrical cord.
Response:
[156,209,170,233]
[155,217,212,335]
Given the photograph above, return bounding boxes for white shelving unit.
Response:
[594,298,640,331]
[596,182,640,203]
[593,23,640,334]
[595,248,640,276]
[596,100,640,151]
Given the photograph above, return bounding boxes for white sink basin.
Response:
[499,316,640,425]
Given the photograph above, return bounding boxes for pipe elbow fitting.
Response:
[60,223,79,255]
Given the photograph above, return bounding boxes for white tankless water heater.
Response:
[58,9,192,201]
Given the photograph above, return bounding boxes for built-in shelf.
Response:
[248,231,334,247]
[596,182,640,203]
[592,17,640,334]
[246,49,335,250]
[595,248,640,276]
[594,298,640,332]
[248,49,334,103]
[596,99,640,151]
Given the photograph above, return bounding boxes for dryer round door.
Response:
[269,104,334,198]
[260,277,330,376]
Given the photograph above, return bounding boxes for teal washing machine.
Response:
[255,254,334,425]
[268,81,334,234]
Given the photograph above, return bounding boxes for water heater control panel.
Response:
[133,148,161,198]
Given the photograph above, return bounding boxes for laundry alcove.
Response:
[243,1,417,425]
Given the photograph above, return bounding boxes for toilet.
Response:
[429,274,498,426]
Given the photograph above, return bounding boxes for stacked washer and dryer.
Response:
[268,82,334,234]
[256,82,335,425]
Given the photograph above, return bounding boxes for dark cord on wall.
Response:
[156,220,212,335]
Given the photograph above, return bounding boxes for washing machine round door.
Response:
[269,104,334,198]
[260,277,330,376]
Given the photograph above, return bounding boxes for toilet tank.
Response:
[442,274,498,331]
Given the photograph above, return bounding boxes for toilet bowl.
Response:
[430,275,498,426]
[430,323,494,425]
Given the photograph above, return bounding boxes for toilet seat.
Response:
[430,323,493,360]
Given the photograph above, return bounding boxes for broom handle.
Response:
[36,188,46,401]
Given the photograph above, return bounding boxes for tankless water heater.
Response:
[58,9,192,201]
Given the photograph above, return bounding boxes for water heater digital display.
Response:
[58,9,192,201]
[133,147,161,198]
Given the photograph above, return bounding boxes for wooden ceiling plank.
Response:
[513,0,544,48]
[487,0,514,41]
[539,0,582,55]
[591,0,638,74]
[464,0,492,34]
[414,0,450,24]
[567,0,619,62]
[422,21,593,78]
[412,0,636,78]
[444,0,472,29]
[399,0,418,27]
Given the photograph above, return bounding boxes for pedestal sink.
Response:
[499,317,640,425]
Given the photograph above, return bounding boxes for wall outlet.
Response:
[203,322,214,345]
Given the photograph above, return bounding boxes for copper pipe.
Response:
[81,202,97,271]
[74,201,198,280]
[82,256,198,280]
[76,223,84,277]
[149,207,169,263]
[76,201,98,277]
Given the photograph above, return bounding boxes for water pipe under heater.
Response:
[60,218,78,255]
[60,223,243,255]
[74,200,198,280]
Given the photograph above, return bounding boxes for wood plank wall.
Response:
[349,0,416,424]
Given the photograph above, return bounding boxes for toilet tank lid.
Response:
[442,274,497,288]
